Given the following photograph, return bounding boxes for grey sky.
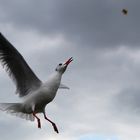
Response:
[0,0,140,140]
[1,0,140,48]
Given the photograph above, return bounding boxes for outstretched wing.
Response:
[0,33,42,97]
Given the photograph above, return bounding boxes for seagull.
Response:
[0,33,73,133]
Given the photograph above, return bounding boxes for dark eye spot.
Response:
[59,63,62,66]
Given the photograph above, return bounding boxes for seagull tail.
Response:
[0,103,34,121]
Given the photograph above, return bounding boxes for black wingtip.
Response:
[0,33,12,46]
[0,32,3,36]
[0,32,2,35]
[0,33,6,40]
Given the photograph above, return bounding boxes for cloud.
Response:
[111,87,140,124]
[1,0,140,48]
[0,1,140,140]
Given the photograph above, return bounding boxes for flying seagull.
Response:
[0,33,73,133]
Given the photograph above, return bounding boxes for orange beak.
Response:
[64,57,73,66]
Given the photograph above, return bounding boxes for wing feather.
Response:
[0,33,42,97]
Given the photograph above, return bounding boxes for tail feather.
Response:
[0,103,34,121]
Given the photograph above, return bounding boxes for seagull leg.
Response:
[33,112,41,128]
[43,112,59,133]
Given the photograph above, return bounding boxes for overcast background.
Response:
[0,0,140,140]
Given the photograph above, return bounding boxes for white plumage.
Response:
[0,33,73,133]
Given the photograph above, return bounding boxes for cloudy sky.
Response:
[0,0,140,140]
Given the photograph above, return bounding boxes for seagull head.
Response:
[55,57,73,74]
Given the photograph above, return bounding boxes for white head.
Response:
[55,57,73,74]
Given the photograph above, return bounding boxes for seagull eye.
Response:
[59,63,62,66]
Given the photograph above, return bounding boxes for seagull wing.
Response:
[0,33,42,97]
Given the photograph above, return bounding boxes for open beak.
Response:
[64,57,73,66]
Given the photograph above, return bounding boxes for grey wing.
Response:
[0,33,42,97]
